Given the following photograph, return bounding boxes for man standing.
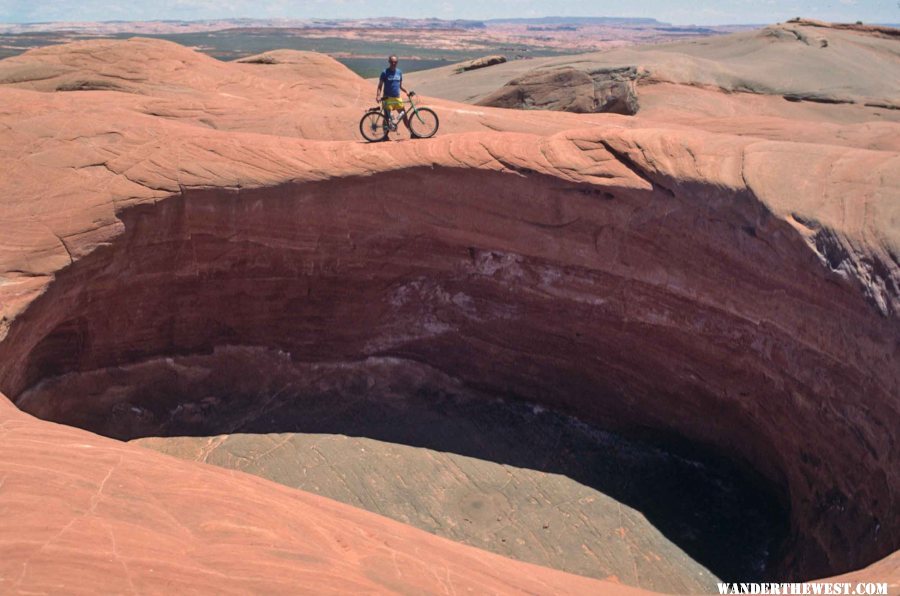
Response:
[376,55,410,132]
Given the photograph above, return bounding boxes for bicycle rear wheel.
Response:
[359,111,388,142]
[408,107,439,139]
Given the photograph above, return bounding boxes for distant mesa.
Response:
[487,16,668,27]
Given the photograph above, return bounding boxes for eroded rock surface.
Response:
[411,21,900,144]
[0,35,898,593]
[459,55,507,71]
[476,66,640,114]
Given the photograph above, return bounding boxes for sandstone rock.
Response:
[0,393,632,595]
[410,22,900,124]
[785,17,900,39]
[458,54,507,71]
[476,67,598,112]
[782,92,855,105]
[476,66,640,114]
[119,348,771,592]
[590,66,642,114]
[0,36,898,593]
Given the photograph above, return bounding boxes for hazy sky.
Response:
[0,0,897,26]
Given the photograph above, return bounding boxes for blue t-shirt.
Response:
[380,67,403,98]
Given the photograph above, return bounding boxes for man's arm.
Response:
[376,79,383,101]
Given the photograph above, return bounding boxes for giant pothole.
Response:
[0,169,895,590]
[19,346,785,592]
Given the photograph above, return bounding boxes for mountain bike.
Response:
[359,91,440,142]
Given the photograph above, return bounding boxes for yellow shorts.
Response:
[383,97,404,111]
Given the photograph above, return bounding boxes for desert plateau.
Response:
[0,10,898,596]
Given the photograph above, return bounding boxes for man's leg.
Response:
[388,105,397,130]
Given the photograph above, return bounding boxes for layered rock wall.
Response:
[1,152,897,580]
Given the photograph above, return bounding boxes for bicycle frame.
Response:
[380,94,429,127]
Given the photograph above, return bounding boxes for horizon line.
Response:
[5,15,895,28]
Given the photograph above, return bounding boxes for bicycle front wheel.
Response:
[359,111,388,142]
[408,107,439,139]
